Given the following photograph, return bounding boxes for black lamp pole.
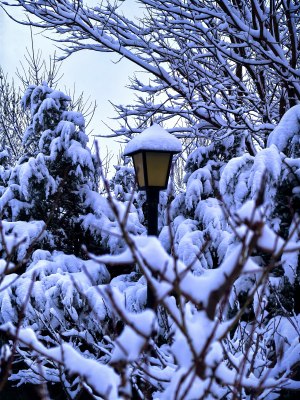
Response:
[146,188,159,308]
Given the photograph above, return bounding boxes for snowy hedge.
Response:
[0,84,300,399]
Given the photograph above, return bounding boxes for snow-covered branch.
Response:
[3,0,300,153]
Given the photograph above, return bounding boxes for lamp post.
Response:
[124,124,182,308]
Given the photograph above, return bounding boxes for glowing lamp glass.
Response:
[132,151,173,190]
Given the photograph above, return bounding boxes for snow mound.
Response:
[124,124,182,155]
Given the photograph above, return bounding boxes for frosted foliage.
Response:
[0,275,18,324]
[170,194,230,272]
[21,84,51,117]
[168,192,186,222]
[177,230,207,272]
[21,83,90,163]
[5,82,95,191]
[273,218,300,285]
[62,110,85,129]
[248,146,282,201]
[66,141,95,171]
[167,136,232,273]
[36,97,59,125]
[0,247,151,393]
[0,250,110,325]
[107,272,144,313]
[97,235,246,309]
[1,323,120,400]
[268,104,300,157]
[22,85,68,151]
[185,143,215,173]
[195,198,226,236]
[81,190,145,255]
[185,167,212,211]
[110,164,140,204]
[196,198,230,261]
[219,153,253,210]
[216,108,300,307]
[0,82,123,256]
[173,217,198,249]
[220,146,282,215]
[16,155,56,201]
[184,145,220,192]
[0,220,45,262]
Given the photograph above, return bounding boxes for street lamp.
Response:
[124,124,182,308]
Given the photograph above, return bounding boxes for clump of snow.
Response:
[267,104,300,155]
[123,124,182,155]
[219,153,253,210]
[110,309,156,363]
[0,220,46,262]
[249,146,282,196]
[185,167,212,210]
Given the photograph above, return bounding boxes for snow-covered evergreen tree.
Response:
[218,106,300,320]
[0,82,145,397]
[0,82,143,258]
[0,83,89,255]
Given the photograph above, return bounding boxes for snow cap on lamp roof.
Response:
[124,123,182,156]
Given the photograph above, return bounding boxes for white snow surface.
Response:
[96,235,250,308]
[267,104,300,152]
[1,220,46,262]
[110,309,156,363]
[123,124,182,155]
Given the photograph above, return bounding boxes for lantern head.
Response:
[124,124,182,190]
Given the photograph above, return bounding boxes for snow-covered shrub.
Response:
[219,106,300,321]
[1,95,300,398]
[1,194,300,399]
